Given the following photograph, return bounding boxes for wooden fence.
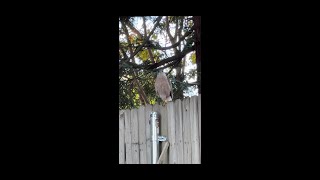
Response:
[119,95,201,164]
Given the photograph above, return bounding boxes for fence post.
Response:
[150,111,160,164]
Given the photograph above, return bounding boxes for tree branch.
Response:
[121,20,136,63]
[142,30,193,50]
[120,47,128,59]
[143,16,155,64]
[121,45,195,70]
[155,60,178,72]
[120,16,163,61]
[126,21,143,39]
[166,16,175,43]
[175,80,199,86]
[133,77,149,105]
[174,16,178,41]
[177,16,184,43]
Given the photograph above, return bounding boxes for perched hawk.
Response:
[155,70,173,104]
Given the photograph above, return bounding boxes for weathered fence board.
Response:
[138,106,147,164]
[198,94,201,161]
[175,99,184,164]
[130,109,140,164]
[119,95,201,164]
[124,109,132,164]
[182,97,191,164]
[145,104,152,164]
[160,103,169,164]
[119,110,125,164]
[152,103,161,114]
[167,101,177,164]
[190,96,200,164]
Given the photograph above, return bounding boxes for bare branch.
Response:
[142,17,147,36]
[177,16,184,43]
[174,17,178,41]
[166,16,175,43]
[126,20,143,39]
[142,30,193,50]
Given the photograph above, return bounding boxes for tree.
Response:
[193,16,201,94]
[119,16,200,110]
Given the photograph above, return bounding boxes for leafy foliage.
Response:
[119,16,199,110]
[190,52,196,64]
[137,49,149,61]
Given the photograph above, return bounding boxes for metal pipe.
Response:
[150,111,159,164]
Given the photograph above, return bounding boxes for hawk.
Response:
[155,70,173,105]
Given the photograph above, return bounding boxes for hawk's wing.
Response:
[155,82,159,96]
[155,72,172,101]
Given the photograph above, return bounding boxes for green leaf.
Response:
[138,49,149,61]
[152,34,157,40]
[190,52,196,64]
[150,98,156,105]
[135,93,139,100]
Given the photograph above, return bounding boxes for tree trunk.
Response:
[166,16,184,100]
[194,16,201,94]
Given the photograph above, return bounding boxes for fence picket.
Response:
[119,110,125,164]
[119,96,200,164]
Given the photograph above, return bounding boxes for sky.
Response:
[120,16,198,97]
